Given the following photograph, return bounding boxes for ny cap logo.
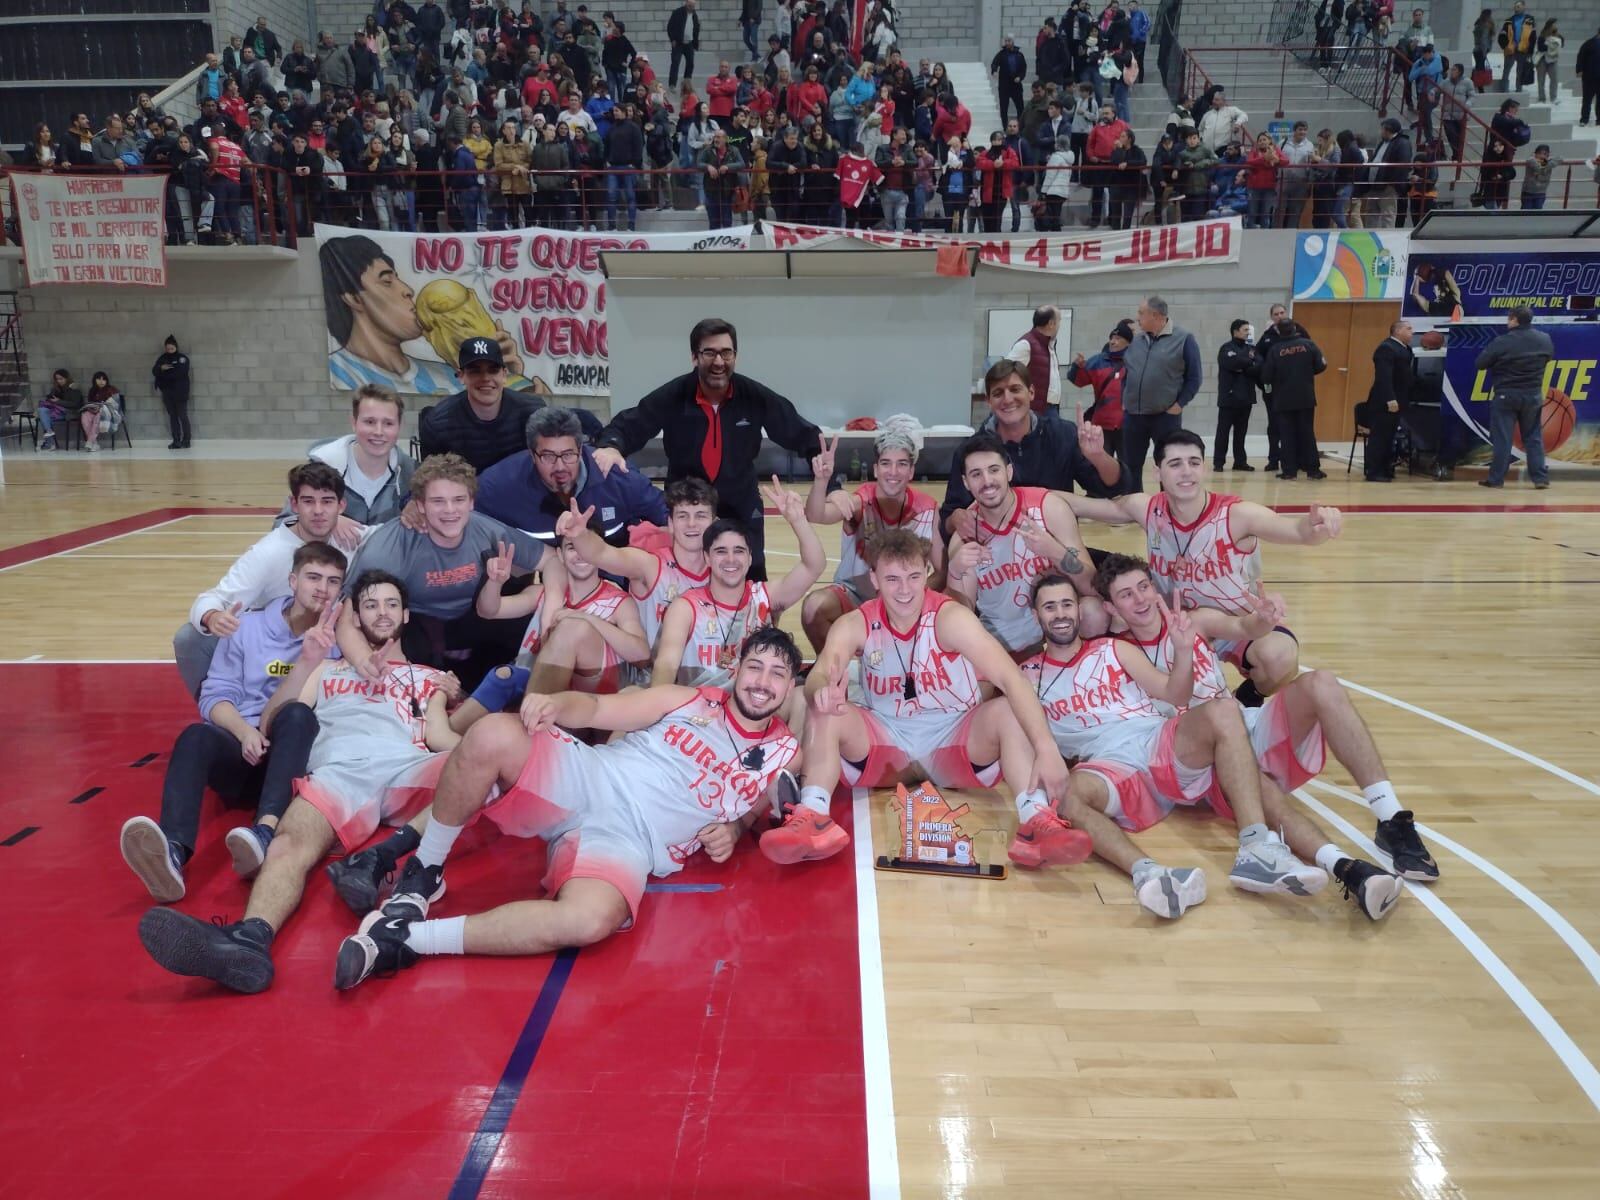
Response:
[472,339,491,355]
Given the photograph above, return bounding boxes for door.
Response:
[1292,300,1402,444]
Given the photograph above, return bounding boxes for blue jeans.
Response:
[908,182,926,230]
[1488,393,1548,485]
[831,118,856,150]
[1521,191,1547,210]
[607,171,638,228]
[880,188,908,230]
[1246,187,1276,228]
[742,19,761,60]
[1332,183,1353,228]
[1112,80,1131,124]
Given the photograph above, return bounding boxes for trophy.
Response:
[875,780,1005,879]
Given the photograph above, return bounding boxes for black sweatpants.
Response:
[1277,408,1319,476]
[1213,406,1251,467]
[1120,410,1182,490]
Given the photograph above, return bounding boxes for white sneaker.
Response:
[86,441,99,452]
[1229,832,1328,896]
[1134,866,1208,918]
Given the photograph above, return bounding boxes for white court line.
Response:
[852,786,902,1199]
[1306,778,1600,988]
[1293,788,1600,1111]
[0,515,190,574]
[21,654,42,662]
[1332,674,1600,798]
[57,553,242,560]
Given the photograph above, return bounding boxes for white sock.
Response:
[1314,843,1346,873]
[1363,781,1403,822]
[414,819,464,868]
[1238,822,1268,846]
[1130,857,1162,886]
[798,785,831,816]
[1014,788,1049,819]
[405,915,466,956]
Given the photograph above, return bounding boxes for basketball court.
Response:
[3,452,1599,1198]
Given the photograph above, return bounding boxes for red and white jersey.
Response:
[970,485,1054,652]
[833,483,940,601]
[636,545,710,647]
[516,579,631,664]
[608,687,799,869]
[1023,638,1168,759]
[1144,491,1262,614]
[673,580,774,687]
[305,659,444,783]
[1117,620,1231,708]
[857,591,983,720]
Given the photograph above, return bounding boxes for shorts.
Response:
[1213,624,1297,673]
[1245,691,1326,794]
[822,582,864,614]
[296,751,447,854]
[840,706,1002,791]
[1075,716,1219,833]
[480,728,651,926]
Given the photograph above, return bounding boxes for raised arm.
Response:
[804,435,856,525]
[555,499,657,589]
[262,603,340,734]
[651,594,694,686]
[1230,499,1342,546]
[476,540,542,619]
[1112,601,1195,709]
[762,476,826,612]
[804,609,866,704]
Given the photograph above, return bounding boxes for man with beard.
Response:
[330,627,803,989]
[769,529,1082,868]
[135,571,462,993]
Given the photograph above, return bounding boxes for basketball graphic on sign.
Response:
[1513,388,1576,454]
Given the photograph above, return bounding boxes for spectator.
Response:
[1536,19,1563,102]
[1363,319,1413,482]
[603,15,638,96]
[1259,318,1328,480]
[319,34,356,92]
[990,35,1027,127]
[1084,101,1128,228]
[1066,320,1131,460]
[1500,3,1537,92]
[1128,0,1150,78]
[280,40,316,97]
[1277,120,1321,228]
[1577,24,1600,126]
[699,125,746,228]
[931,92,971,146]
[1403,139,1438,227]
[203,126,247,245]
[1214,318,1259,471]
[530,120,571,226]
[477,406,669,547]
[707,59,739,124]
[740,0,763,64]
[806,123,843,224]
[61,111,97,165]
[937,134,976,231]
[976,130,1019,233]
[1473,9,1497,74]
[605,101,645,230]
[1002,117,1033,232]
[767,124,806,219]
[241,15,282,65]
[1120,295,1202,485]
[37,368,83,452]
[1439,63,1476,162]
[1106,128,1146,230]
[195,52,226,105]
[1177,127,1217,221]
[1197,91,1248,152]
[1244,131,1281,229]
[20,122,58,170]
[1037,97,1071,159]
[1476,306,1554,489]
[91,113,139,172]
[668,0,701,87]
[1521,143,1553,209]
[1365,117,1411,227]
[875,128,914,230]
[1008,305,1064,415]
[1482,98,1530,209]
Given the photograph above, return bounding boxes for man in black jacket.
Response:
[667,0,701,87]
[592,317,821,580]
[1579,26,1600,126]
[418,338,548,474]
[1364,319,1414,481]
[242,17,283,66]
[1366,117,1412,229]
[1214,319,1259,472]
[605,103,645,230]
[1254,301,1292,470]
[1259,319,1328,480]
[990,36,1028,127]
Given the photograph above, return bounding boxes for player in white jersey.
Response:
[557,477,719,650]
[1061,428,1342,705]
[652,478,824,689]
[136,571,463,993]
[763,528,1086,869]
[447,520,651,732]
[799,423,946,652]
[945,431,1107,657]
[329,627,805,989]
[1100,552,1439,882]
[1087,556,1408,919]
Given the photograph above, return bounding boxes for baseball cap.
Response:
[458,337,505,369]
[1110,319,1135,342]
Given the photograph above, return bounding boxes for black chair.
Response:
[2,406,38,447]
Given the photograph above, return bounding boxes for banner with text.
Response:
[316,224,754,396]
[1439,321,1600,465]
[766,217,1241,275]
[1402,251,1600,321]
[10,172,168,287]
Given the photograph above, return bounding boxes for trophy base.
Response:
[875,855,1007,880]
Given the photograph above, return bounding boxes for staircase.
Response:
[943,60,1032,230]
[0,296,31,442]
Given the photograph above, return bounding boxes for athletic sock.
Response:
[406,916,466,956]
[1238,822,1268,847]
[1363,781,1403,822]
[1130,857,1162,887]
[1314,843,1347,874]
[414,819,464,869]
[1014,788,1050,819]
[377,823,423,868]
[798,785,831,816]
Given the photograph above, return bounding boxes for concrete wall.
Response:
[217,1,316,55]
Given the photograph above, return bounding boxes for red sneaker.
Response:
[759,806,850,864]
[1008,809,1093,869]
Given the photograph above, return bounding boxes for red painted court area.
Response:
[0,664,870,1198]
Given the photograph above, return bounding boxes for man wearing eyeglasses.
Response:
[477,405,668,549]
[591,317,822,580]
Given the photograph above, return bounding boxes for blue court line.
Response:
[643,882,725,893]
[447,946,579,1200]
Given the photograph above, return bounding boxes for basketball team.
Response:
[119,316,1440,997]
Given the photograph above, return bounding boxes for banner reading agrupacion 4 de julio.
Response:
[317,224,753,397]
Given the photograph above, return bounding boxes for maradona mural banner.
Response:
[316,224,753,396]
[1402,251,1600,320]
[1439,321,1600,465]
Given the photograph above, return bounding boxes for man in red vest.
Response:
[1007,304,1062,415]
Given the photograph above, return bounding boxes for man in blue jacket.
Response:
[476,406,669,548]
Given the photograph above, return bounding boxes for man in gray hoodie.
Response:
[1119,294,1203,486]
[121,540,348,905]
[1477,307,1555,489]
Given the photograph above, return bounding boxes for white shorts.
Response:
[1074,717,1220,833]
[296,750,446,854]
[840,706,1002,791]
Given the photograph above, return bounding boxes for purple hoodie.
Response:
[198,597,306,725]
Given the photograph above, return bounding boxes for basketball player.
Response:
[799,424,945,652]
[447,522,651,732]
[1098,551,1439,881]
[946,431,1107,656]
[764,528,1083,868]
[1062,428,1340,704]
[135,571,460,993]
[330,628,805,990]
[651,478,824,688]
[1082,559,1406,919]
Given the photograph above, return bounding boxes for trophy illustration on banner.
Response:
[875,780,1006,879]
[20,181,40,223]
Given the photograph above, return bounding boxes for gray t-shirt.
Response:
[345,512,543,619]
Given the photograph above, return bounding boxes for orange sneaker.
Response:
[1008,809,1093,869]
[759,805,850,864]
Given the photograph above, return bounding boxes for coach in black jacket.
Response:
[1214,319,1260,471]
[1258,319,1328,480]
[1363,319,1415,481]
[593,317,821,579]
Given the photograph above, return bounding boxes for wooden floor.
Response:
[4,450,1600,1198]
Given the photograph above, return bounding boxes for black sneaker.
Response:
[334,909,420,990]
[1373,811,1440,882]
[1307,469,1328,480]
[138,910,275,993]
[326,847,393,914]
[1332,858,1404,922]
[386,857,446,919]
